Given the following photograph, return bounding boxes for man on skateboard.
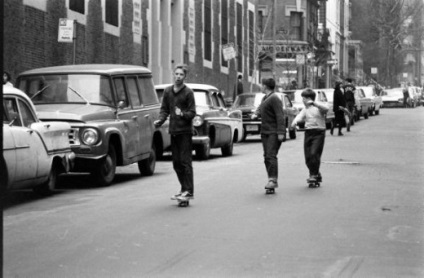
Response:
[252,78,286,194]
[154,64,196,204]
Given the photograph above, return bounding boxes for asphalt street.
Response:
[3,107,424,277]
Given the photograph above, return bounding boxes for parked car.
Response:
[408,86,420,107]
[381,88,406,108]
[292,89,334,129]
[358,86,382,115]
[3,85,75,194]
[354,88,373,119]
[16,64,167,186]
[232,92,298,140]
[155,83,244,160]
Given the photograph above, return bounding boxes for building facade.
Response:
[3,0,259,101]
[256,0,321,90]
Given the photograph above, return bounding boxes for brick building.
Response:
[3,0,259,100]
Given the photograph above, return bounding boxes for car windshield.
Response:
[193,91,211,106]
[361,88,374,98]
[385,89,403,98]
[17,74,114,106]
[233,94,263,107]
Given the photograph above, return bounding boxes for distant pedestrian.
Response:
[3,71,13,87]
[332,81,346,136]
[252,78,286,191]
[234,74,244,100]
[154,64,196,201]
[403,87,409,108]
[342,78,356,119]
[291,88,329,184]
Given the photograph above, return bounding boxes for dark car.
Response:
[155,83,244,160]
[232,92,298,141]
[16,64,168,186]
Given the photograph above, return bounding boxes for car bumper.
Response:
[192,136,210,146]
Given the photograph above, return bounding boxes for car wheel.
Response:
[93,145,116,186]
[221,140,233,157]
[195,141,210,160]
[241,129,247,142]
[289,128,296,139]
[138,144,156,176]
[375,109,380,115]
[34,162,59,195]
[364,112,369,119]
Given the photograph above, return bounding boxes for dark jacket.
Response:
[333,87,346,112]
[257,92,286,135]
[158,85,196,135]
[343,84,356,103]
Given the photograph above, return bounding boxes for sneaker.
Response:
[265,180,278,189]
[317,173,322,183]
[178,191,194,200]
[307,176,317,183]
[171,191,182,200]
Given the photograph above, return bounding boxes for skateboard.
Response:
[307,179,320,188]
[265,188,275,194]
[175,196,192,207]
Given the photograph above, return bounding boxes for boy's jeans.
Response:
[261,133,282,181]
[304,129,325,177]
[171,133,194,194]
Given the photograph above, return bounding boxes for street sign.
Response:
[296,54,305,64]
[58,19,74,43]
[222,43,236,61]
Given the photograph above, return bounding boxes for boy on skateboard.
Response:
[252,78,286,193]
[291,88,329,186]
[154,64,196,203]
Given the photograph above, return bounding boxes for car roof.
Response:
[18,64,152,76]
[3,85,37,112]
[155,83,219,91]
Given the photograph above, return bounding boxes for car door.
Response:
[136,75,156,155]
[3,97,42,185]
[209,91,231,146]
[113,76,139,160]
[282,94,297,125]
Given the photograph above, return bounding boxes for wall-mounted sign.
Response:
[258,43,312,54]
[58,18,74,43]
[222,43,236,61]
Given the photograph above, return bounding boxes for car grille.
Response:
[242,111,258,121]
[69,128,80,145]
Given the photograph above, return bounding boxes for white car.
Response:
[358,86,383,115]
[2,86,75,194]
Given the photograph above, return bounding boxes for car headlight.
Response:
[192,116,204,127]
[81,128,99,145]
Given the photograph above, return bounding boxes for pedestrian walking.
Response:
[342,78,356,120]
[3,71,13,87]
[234,74,244,100]
[291,88,329,185]
[252,78,286,192]
[154,64,196,201]
[403,87,409,108]
[332,81,346,136]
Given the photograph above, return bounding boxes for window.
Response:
[106,0,119,27]
[204,0,212,61]
[236,3,243,72]
[221,0,228,67]
[4,98,21,126]
[18,100,37,127]
[70,0,85,14]
[211,93,219,107]
[290,12,302,40]
[127,76,141,107]
[113,77,129,108]
[137,76,158,105]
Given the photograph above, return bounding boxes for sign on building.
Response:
[371,67,378,74]
[188,0,196,62]
[296,54,305,64]
[58,19,74,43]
[222,43,236,61]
